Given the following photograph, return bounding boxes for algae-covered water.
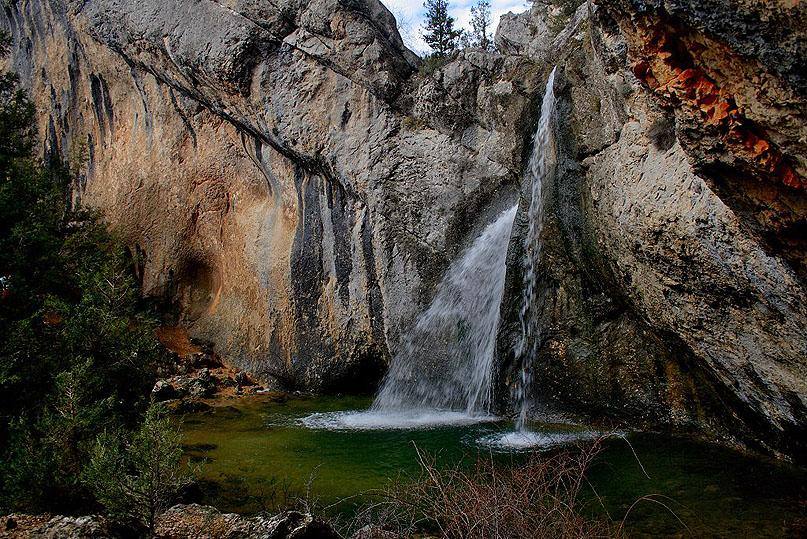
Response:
[181,395,805,537]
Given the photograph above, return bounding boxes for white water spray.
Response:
[513,67,558,432]
[372,205,518,416]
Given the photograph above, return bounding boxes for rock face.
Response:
[495,0,806,459]
[1,507,339,538]
[155,505,340,539]
[2,0,805,458]
[1,514,111,538]
[2,0,542,393]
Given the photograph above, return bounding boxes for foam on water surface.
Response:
[477,429,598,451]
[299,409,499,430]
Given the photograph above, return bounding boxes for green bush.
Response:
[402,116,430,131]
[84,405,196,533]
[0,30,170,514]
[419,54,452,77]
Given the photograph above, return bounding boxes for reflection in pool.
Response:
[182,394,806,537]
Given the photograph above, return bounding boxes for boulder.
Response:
[234,371,253,387]
[0,514,110,538]
[152,380,178,402]
[155,504,340,539]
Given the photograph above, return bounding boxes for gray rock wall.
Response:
[495,1,805,459]
[1,0,541,391]
[2,0,804,458]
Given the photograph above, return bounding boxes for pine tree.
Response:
[422,0,461,57]
[470,0,493,51]
[84,405,196,533]
[0,29,170,515]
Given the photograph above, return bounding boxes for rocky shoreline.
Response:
[1,504,349,538]
[151,326,273,412]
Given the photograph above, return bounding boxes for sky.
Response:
[381,0,531,55]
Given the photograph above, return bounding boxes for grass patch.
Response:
[419,54,451,77]
[402,116,430,130]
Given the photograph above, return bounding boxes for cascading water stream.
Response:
[301,205,517,430]
[512,67,558,432]
[372,204,518,416]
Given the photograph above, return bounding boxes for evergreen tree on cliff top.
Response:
[470,0,493,51]
[423,0,462,57]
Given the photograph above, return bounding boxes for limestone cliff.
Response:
[2,0,804,458]
[1,0,542,392]
[495,0,806,459]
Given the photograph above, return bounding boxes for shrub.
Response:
[419,54,451,77]
[353,441,617,538]
[84,405,197,533]
[648,115,677,151]
[402,116,430,131]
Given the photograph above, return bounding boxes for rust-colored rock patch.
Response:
[627,18,804,191]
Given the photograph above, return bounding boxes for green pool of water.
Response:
[181,395,805,537]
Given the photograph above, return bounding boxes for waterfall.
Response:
[302,68,561,439]
[372,205,518,416]
[513,67,558,432]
